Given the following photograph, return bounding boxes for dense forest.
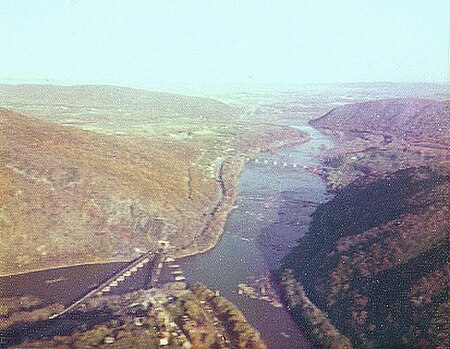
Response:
[280,165,447,348]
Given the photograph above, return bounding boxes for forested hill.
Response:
[280,98,448,348]
[281,166,447,348]
[0,107,203,275]
[309,98,449,191]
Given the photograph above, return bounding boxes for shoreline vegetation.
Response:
[279,269,353,349]
[1,284,266,349]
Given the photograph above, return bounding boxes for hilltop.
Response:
[0,84,241,124]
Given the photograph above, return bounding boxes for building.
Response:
[134,317,145,327]
[159,332,170,346]
[104,336,115,344]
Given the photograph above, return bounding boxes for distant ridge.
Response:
[311,98,449,147]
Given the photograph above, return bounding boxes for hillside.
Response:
[310,98,449,190]
[311,98,448,147]
[0,85,308,275]
[281,166,448,348]
[0,107,216,275]
[280,98,448,348]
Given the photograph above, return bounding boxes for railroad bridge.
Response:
[49,251,164,319]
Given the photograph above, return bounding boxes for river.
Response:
[170,119,334,348]
[1,118,334,349]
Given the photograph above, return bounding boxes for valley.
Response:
[0,85,307,276]
[1,84,447,349]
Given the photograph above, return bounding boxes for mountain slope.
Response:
[280,98,448,348]
[310,98,449,190]
[311,98,449,147]
[0,107,215,275]
[281,166,447,348]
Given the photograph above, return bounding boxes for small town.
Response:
[2,256,266,349]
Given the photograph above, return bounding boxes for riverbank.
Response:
[171,130,311,260]
[2,119,318,349]
[1,126,309,278]
[279,269,353,349]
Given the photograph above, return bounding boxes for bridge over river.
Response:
[49,251,164,319]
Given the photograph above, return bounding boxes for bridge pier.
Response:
[49,252,163,320]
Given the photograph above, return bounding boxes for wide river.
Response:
[173,119,334,348]
[1,119,333,349]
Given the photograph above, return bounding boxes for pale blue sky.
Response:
[0,0,448,90]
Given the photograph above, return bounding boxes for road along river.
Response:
[1,119,333,349]
[166,119,334,348]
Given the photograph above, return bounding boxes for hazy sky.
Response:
[0,0,448,90]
